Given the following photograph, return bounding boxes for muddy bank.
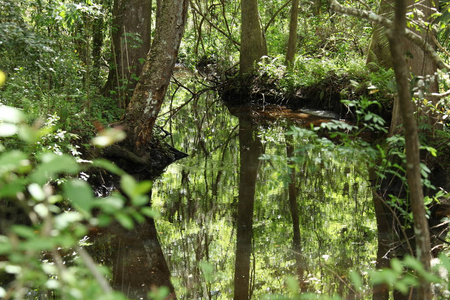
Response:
[219,72,393,126]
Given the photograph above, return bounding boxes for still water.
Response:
[152,87,377,299]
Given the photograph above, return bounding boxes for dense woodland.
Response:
[1,0,450,299]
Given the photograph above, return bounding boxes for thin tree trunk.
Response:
[91,15,104,88]
[286,0,299,65]
[387,1,432,298]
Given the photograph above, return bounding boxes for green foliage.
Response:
[0,0,120,156]
[0,105,157,299]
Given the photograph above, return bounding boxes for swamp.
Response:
[1,0,450,299]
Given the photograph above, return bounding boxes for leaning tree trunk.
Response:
[98,1,189,298]
[387,0,432,298]
[240,0,267,74]
[121,0,189,151]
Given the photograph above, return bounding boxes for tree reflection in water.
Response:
[152,91,377,299]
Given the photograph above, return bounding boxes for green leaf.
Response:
[115,212,134,230]
[420,145,437,157]
[285,276,300,295]
[97,195,125,213]
[349,270,363,290]
[391,258,403,273]
[63,179,94,214]
[0,106,25,123]
[0,179,26,197]
[134,181,153,196]
[130,210,145,223]
[28,183,45,201]
[54,212,83,230]
[147,286,170,300]
[18,125,40,143]
[31,153,79,184]
[121,174,137,198]
[20,237,55,251]
[91,159,125,176]
[403,255,424,273]
[0,151,29,175]
[11,225,36,239]
[420,163,431,178]
[140,207,159,219]
[34,203,49,218]
[0,70,6,87]
[92,127,126,147]
[0,123,19,137]
[131,195,149,207]
[199,260,215,282]
[0,236,12,254]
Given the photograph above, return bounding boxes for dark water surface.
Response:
[152,88,377,299]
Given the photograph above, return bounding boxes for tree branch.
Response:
[264,0,292,33]
[190,0,240,47]
[76,246,113,294]
[330,0,450,70]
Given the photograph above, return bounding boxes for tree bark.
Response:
[387,0,432,298]
[286,0,299,66]
[121,0,189,151]
[102,0,152,108]
[91,14,104,88]
[240,0,267,74]
[366,0,392,69]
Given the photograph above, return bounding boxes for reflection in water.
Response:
[153,90,377,298]
[234,116,263,300]
[286,133,307,291]
[89,206,175,299]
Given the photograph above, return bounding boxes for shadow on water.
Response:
[151,86,377,299]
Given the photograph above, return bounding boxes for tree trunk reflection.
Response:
[233,116,262,300]
[285,133,307,291]
[89,188,176,300]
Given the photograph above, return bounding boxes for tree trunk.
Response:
[234,116,262,300]
[91,15,104,89]
[366,0,392,69]
[97,1,189,298]
[121,0,189,151]
[387,0,432,298]
[286,0,299,65]
[240,0,267,74]
[367,0,438,135]
[102,0,152,109]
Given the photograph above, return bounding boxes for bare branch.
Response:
[190,0,240,47]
